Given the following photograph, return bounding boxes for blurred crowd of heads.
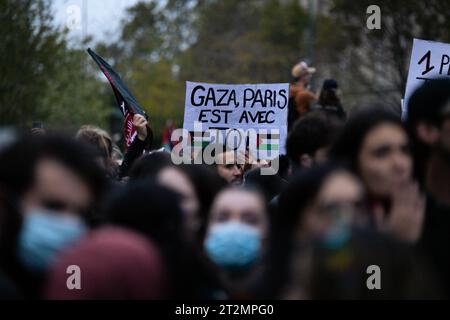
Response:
[0,78,450,300]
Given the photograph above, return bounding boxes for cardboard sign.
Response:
[403,38,450,119]
[183,81,289,156]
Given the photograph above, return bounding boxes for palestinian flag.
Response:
[257,133,280,151]
[87,48,148,150]
[192,131,211,149]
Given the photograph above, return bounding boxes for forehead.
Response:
[30,158,91,205]
[317,172,363,202]
[158,167,194,194]
[364,123,407,146]
[213,189,264,211]
[218,151,244,164]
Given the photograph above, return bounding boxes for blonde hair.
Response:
[76,125,113,161]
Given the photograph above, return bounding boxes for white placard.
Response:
[403,38,450,119]
[183,81,289,155]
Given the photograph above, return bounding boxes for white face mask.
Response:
[17,208,87,272]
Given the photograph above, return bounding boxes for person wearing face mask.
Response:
[330,107,425,244]
[283,229,441,300]
[203,186,270,299]
[265,164,368,299]
[0,133,108,298]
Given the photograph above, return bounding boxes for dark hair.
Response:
[286,111,342,166]
[105,181,184,250]
[318,88,341,108]
[0,133,109,287]
[406,78,450,183]
[243,167,287,203]
[263,164,350,298]
[180,164,227,243]
[104,181,223,298]
[329,106,405,173]
[128,151,173,181]
[407,78,450,130]
[0,133,108,212]
[76,125,113,161]
[130,153,228,244]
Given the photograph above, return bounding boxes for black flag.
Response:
[87,48,148,149]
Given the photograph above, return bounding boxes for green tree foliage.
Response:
[0,0,111,131]
[0,0,64,126]
[36,44,111,131]
[96,0,309,146]
[180,0,308,83]
[95,1,186,146]
[5,0,448,142]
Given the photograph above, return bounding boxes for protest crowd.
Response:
[0,58,450,300]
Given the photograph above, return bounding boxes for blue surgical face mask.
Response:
[321,213,352,250]
[204,221,262,271]
[17,208,87,273]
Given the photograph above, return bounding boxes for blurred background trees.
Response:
[0,0,110,130]
[1,0,450,148]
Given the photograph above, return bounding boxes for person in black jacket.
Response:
[314,79,346,120]
[119,114,154,178]
[406,78,450,298]
[75,114,153,180]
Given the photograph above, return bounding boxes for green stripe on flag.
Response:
[258,144,279,151]
[193,141,210,148]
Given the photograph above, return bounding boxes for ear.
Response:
[416,122,440,145]
[299,154,313,168]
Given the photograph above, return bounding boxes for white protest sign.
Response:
[403,38,450,119]
[183,81,289,157]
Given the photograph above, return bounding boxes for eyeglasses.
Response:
[317,200,365,217]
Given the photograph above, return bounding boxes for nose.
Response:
[232,165,241,176]
[392,152,411,178]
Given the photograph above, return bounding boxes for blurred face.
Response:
[208,189,268,237]
[438,118,450,159]
[158,167,200,233]
[216,151,244,185]
[205,189,268,271]
[314,147,329,164]
[22,158,92,218]
[301,172,364,240]
[18,158,92,272]
[358,123,412,198]
[300,74,312,87]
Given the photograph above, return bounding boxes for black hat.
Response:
[322,79,338,91]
